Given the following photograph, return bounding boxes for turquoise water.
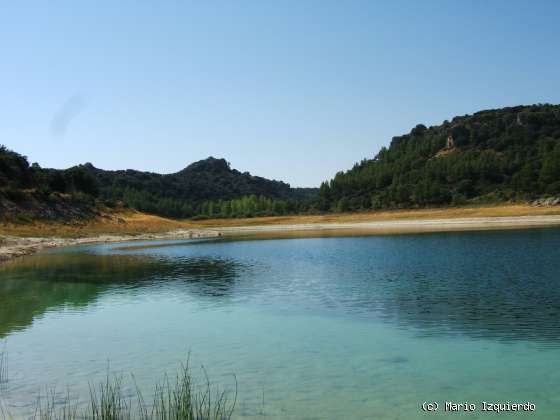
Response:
[1,229,560,418]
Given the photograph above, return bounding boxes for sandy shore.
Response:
[0,229,221,264]
[217,214,560,237]
[2,214,560,264]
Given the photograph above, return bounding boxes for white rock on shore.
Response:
[531,197,560,207]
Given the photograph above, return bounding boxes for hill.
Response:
[318,104,560,211]
[4,103,560,223]
[83,157,308,217]
[0,146,100,222]
[0,149,316,221]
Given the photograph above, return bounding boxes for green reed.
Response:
[145,363,236,420]
[27,361,235,420]
[0,343,7,387]
[35,390,79,420]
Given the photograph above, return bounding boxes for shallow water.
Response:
[1,229,560,418]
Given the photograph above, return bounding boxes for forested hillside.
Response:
[3,104,560,222]
[0,146,99,221]
[82,157,313,218]
[0,148,316,221]
[318,104,560,211]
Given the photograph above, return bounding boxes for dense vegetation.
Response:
[82,157,315,218]
[0,146,99,198]
[0,146,100,221]
[0,148,315,220]
[318,104,560,211]
[3,104,560,222]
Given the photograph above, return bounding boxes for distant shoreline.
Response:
[0,229,221,265]
[216,214,560,239]
[2,205,560,264]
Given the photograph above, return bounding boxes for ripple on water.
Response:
[1,229,560,418]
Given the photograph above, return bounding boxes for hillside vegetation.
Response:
[83,157,316,218]
[0,146,99,222]
[0,148,316,221]
[318,104,560,211]
[3,104,560,223]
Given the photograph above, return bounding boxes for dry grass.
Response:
[193,204,560,227]
[0,210,191,238]
[2,204,560,238]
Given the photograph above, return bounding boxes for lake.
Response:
[1,229,560,419]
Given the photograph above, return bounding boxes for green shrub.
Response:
[14,212,33,224]
[4,188,27,203]
[190,215,209,221]
[72,192,95,205]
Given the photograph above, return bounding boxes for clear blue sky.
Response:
[1,1,559,187]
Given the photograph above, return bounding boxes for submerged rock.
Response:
[379,355,409,364]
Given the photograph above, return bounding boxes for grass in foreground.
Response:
[0,343,7,388]
[3,361,236,420]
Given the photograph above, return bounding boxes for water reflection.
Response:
[1,253,243,285]
[305,230,560,343]
[194,229,560,344]
[0,272,103,338]
[2,229,560,344]
[372,231,560,343]
[376,267,560,343]
[0,252,245,337]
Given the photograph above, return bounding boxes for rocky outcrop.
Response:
[0,191,97,222]
[531,197,560,207]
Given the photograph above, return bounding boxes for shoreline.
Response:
[216,214,560,240]
[2,213,560,264]
[0,229,221,264]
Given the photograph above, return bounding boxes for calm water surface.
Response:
[1,229,560,419]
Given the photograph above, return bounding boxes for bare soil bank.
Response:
[0,229,220,264]
[2,205,560,263]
